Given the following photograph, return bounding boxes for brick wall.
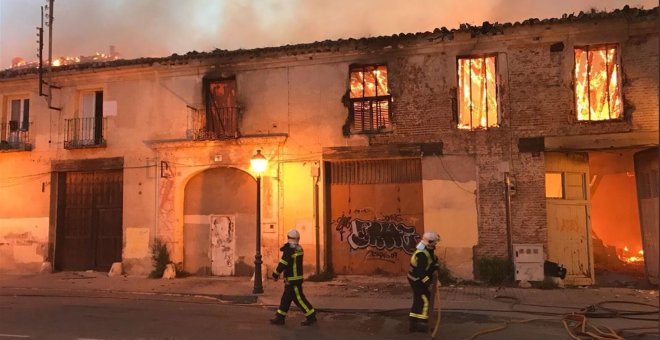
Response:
[368,17,658,260]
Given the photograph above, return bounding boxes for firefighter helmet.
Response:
[287,229,300,246]
[421,232,440,249]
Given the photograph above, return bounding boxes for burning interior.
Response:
[574,45,622,121]
[589,150,648,284]
[457,55,498,130]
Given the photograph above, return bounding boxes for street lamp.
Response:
[251,149,267,294]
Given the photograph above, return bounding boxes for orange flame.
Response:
[575,45,621,121]
[458,56,497,130]
[618,245,645,264]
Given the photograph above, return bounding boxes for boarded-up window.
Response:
[349,65,391,133]
[574,45,622,121]
[457,55,498,130]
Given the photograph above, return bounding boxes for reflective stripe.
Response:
[287,275,303,281]
[421,294,429,317]
[422,276,430,283]
[279,259,288,265]
[292,250,303,278]
[294,285,313,315]
[273,270,280,275]
[409,312,428,320]
[410,249,432,270]
[277,309,287,316]
[407,273,419,281]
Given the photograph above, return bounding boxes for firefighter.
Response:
[407,231,440,333]
[270,229,317,326]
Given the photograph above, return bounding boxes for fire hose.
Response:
[430,279,441,339]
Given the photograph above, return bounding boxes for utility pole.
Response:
[37,6,44,96]
[42,0,60,111]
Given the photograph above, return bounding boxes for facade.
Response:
[0,7,657,285]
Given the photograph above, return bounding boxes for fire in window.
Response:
[349,65,391,133]
[574,45,622,121]
[457,56,498,130]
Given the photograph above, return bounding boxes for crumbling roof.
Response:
[1,5,657,79]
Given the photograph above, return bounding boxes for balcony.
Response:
[188,107,240,141]
[0,121,32,152]
[64,117,107,149]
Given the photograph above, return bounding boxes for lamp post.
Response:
[250,150,267,294]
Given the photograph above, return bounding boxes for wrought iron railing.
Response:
[64,117,107,149]
[0,121,32,151]
[188,107,240,140]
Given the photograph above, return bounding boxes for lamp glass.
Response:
[251,150,268,175]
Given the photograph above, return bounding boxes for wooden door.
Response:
[56,170,123,271]
[545,152,594,285]
[634,147,659,284]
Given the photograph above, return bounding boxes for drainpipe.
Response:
[312,162,320,275]
[504,172,516,261]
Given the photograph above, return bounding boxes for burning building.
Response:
[0,7,657,286]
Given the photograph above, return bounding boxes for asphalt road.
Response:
[0,293,648,340]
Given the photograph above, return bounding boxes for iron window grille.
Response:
[574,44,622,121]
[191,78,240,140]
[348,65,392,134]
[456,55,499,130]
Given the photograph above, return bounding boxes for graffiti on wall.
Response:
[334,213,420,255]
[365,249,399,263]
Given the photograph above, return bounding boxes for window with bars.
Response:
[574,44,622,121]
[457,55,499,130]
[348,65,391,133]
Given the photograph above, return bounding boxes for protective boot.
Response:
[409,317,418,333]
[270,314,285,325]
[415,321,429,333]
[300,314,317,326]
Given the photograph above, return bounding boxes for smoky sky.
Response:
[0,0,656,69]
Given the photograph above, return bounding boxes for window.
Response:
[545,172,564,198]
[1,96,30,149]
[7,97,30,131]
[64,90,105,148]
[457,55,498,130]
[199,78,238,139]
[349,65,391,133]
[574,45,622,121]
[545,172,586,200]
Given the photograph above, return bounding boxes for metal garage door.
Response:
[328,158,423,275]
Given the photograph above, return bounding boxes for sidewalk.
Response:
[1,272,658,329]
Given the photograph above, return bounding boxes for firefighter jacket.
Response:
[273,243,304,284]
[407,246,439,285]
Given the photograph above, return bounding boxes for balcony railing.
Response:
[0,121,32,151]
[188,107,240,140]
[64,117,107,149]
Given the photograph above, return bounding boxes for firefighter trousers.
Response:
[276,283,316,318]
[408,279,431,320]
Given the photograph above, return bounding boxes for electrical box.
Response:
[513,244,543,263]
[513,243,544,282]
[515,262,544,281]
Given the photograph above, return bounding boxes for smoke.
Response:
[1,0,656,69]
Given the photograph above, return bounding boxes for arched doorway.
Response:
[183,167,256,276]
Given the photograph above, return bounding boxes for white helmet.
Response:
[421,232,440,249]
[287,229,300,246]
